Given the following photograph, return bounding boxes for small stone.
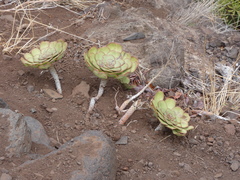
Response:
[173,152,181,157]
[27,85,34,93]
[224,124,236,136]
[148,162,153,168]
[46,108,54,113]
[121,167,129,171]
[71,81,90,98]
[17,70,25,76]
[30,108,37,113]
[127,159,133,162]
[189,138,199,145]
[226,47,239,59]
[230,160,240,172]
[179,162,185,167]
[131,130,137,134]
[51,108,58,111]
[199,135,205,141]
[214,172,223,178]
[207,137,214,143]
[115,136,128,145]
[0,157,5,161]
[43,89,63,99]
[0,173,12,180]
[123,32,145,41]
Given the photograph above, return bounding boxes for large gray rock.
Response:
[0,108,32,157]
[12,130,117,180]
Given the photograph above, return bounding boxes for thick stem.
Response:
[88,79,108,113]
[49,66,62,94]
[119,99,140,125]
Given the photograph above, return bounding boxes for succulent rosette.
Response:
[20,39,67,69]
[151,91,194,136]
[84,42,138,84]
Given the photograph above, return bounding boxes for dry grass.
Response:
[173,0,234,33]
[203,55,240,116]
[0,0,102,54]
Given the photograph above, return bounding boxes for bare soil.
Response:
[0,1,240,180]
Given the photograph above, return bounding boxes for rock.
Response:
[224,124,236,136]
[214,172,223,178]
[0,108,32,157]
[23,116,51,146]
[30,108,37,113]
[144,37,185,88]
[173,152,181,157]
[115,136,128,145]
[0,173,12,180]
[123,32,145,41]
[12,130,117,180]
[189,138,199,145]
[183,163,192,173]
[43,89,63,99]
[230,160,240,172]
[71,81,90,98]
[27,85,35,93]
[208,37,225,48]
[225,46,239,59]
[0,99,8,109]
[17,70,25,76]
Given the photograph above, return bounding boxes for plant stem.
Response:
[88,79,108,113]
[119,99,140,125]
[49,66,62,94]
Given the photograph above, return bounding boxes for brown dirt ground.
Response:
[0,1,240,180]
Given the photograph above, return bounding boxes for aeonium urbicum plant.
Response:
[151,91,194,136]
[20,39,67,94]
[84,42,139,112]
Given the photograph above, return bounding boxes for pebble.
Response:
[17,70,25,76]
[230,160,240,172]
[225,47,239,59]
[71,81,90,98]
[115,136,128,145]
[123,32,145,41]
[214,172,223,178]
[30,108,37,113]
[121,167,129,171]
[189,138,199,145]
[131,130,137,134]
[173,152,181,157]
[27,85,34,93]
[207,137,214,143]
[43,89,63,99]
